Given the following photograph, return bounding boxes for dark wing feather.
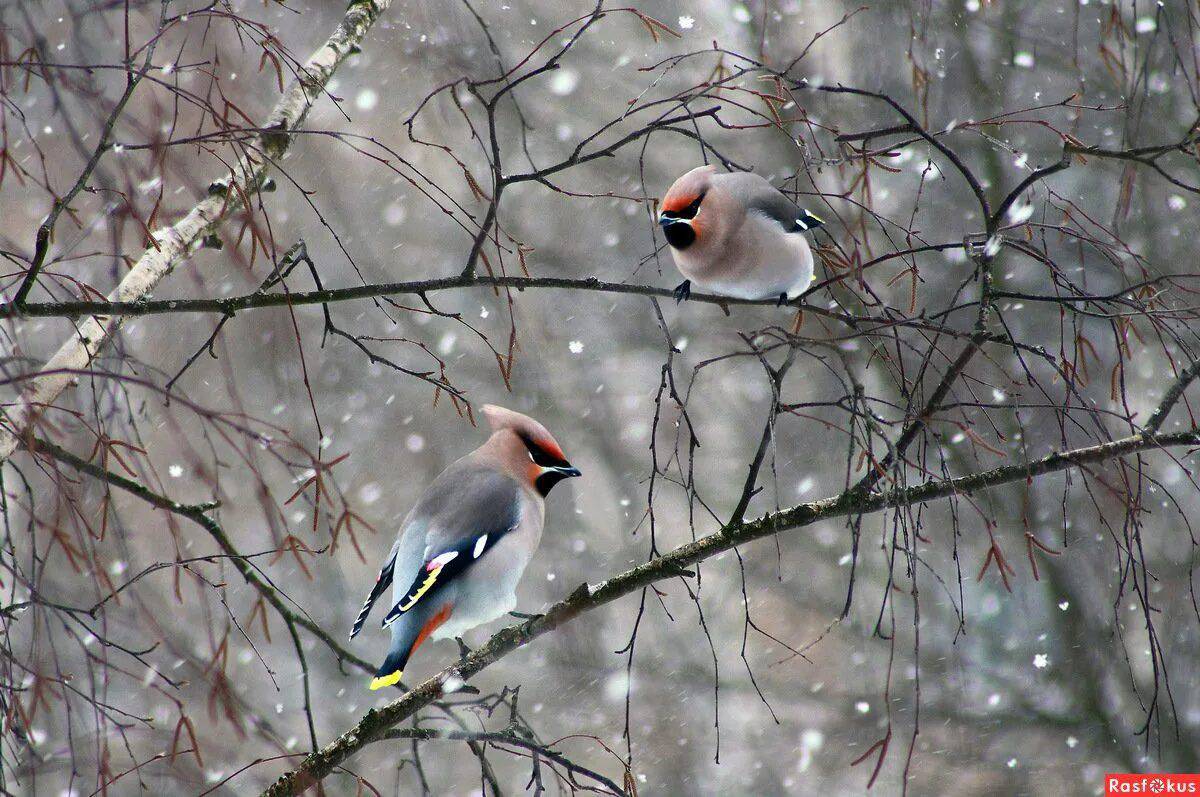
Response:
[381,471,522,627]
[349,541,398,640]
[739,176,824,233]
[746,187,804,232]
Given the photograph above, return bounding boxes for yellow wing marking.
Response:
[398,565,443,613]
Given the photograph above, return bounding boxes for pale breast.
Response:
[675,213,814,300]
[431,494,543,639]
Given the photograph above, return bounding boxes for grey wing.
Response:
[734,174,823,233]
[746,185,804,232]
[380,467,524,627]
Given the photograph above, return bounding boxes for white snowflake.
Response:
[355,88,378,111]
[168,464,184,478]
[678,15,695,29]
[568,340,584,354]
[550,69,579,96]
[1008,202,1035,225]
[1033,653,1049,669]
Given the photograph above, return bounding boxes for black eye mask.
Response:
[521,434,571,468]
[661,192,705,221]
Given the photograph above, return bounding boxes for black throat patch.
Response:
[663,222,696,250]
[534,470,571,496]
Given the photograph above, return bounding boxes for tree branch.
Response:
[260,426,1200,796]
[0,0,394,464]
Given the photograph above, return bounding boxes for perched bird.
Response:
[658,165,825,304]
[349,405,581,690]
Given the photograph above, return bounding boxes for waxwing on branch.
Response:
[349,405,580,690]
[658,165,824,304]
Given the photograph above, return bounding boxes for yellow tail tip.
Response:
[369,670,403,691]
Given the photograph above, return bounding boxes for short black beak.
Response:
[535,463,581,496]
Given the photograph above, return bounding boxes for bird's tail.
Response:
[369,642,412,691]
[368,603,453,691]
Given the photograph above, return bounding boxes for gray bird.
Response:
[658,165,825,303]
[350,405,580,690]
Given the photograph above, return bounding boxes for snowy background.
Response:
[3,1,1200,794]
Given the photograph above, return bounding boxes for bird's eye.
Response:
[521,434,568,467]
[677,192,705,220]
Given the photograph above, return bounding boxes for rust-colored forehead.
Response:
[534,435,566,461]
[481,404,568,459]
[661,187,701,214]
[661,166,715,213]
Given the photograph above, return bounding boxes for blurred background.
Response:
[2,1,1200,794]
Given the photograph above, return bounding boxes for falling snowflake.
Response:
[1033,653,1049,669]
[678,15,695,29]
[568,340,584,354]
[1008,201,1035,225]
[355,88,378,111]
[168,464,184,478]
[854,701,870,714]
[550,69,579,96]
[1013,52,1035,68]
[1058,600,1070,611]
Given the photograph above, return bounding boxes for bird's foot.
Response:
[455,636,472,660]
[672,280,691,303]
[776,292,790,307]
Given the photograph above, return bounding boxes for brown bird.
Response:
[349,405,580,690]
[659,165,824,304]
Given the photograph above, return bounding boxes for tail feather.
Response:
[349,550,396,640]
[367,604,454,691]
[369,643,410,691]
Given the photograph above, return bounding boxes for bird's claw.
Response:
[776,293,790,307]
[455,636,472,659]
[672,280,692,303]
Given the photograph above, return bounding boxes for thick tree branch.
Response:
[260,426,1200,796]
[0,240,963,320]
[0,0,393,464]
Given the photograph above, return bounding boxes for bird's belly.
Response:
[430,521,534,640]
[673,227,813,300]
